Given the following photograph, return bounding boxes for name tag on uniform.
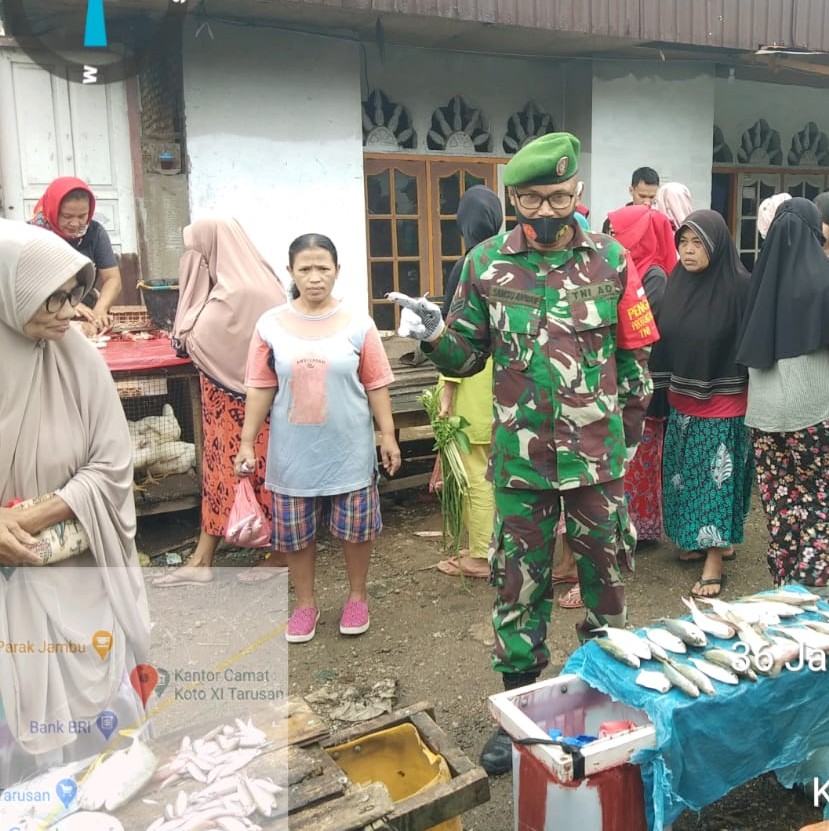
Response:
[565,281,618,305]
[490,287,541,307]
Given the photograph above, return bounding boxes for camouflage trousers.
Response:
[490,479,634,675]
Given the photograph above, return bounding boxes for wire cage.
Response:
[115,374,201,507]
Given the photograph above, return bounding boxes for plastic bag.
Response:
[225,479,272,548]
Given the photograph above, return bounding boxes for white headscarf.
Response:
[0,220,150,766]
[757,193,792,239]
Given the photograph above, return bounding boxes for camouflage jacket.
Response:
[426,224,652,491]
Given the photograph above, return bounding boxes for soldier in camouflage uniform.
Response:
[390,132,655,776]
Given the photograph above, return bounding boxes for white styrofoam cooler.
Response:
[489,674,665,831]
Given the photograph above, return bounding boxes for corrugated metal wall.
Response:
[294,0,829,52]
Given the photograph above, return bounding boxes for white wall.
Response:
[589,61,715,229]
[363,43,566,154]
[183,24,368,308]
[714,77,829,164]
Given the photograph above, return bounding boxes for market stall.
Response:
[489,586,829,831]
[99,314,202,517]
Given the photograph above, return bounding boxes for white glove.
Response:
[387,292,445,342]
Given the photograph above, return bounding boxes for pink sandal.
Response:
[558,584,584,609]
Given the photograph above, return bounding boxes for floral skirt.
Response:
[662,409,753,552]
[200,375,272,537]
[624,416,665,541]
[752,420,829,587]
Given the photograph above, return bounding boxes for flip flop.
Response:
[152,570,214,588]
[691,574,727,599]
[678,549,736,565]
[435,556,490,579]
[558,584,584,609]
[237,566,289,584]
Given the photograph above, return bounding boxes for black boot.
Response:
[479,672,540,776]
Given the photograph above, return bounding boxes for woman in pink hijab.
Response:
[154,219,287,587]
[654,182,693,232]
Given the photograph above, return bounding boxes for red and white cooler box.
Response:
[489,674,665,831]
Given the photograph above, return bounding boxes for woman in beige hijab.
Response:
[0,220,150,784]
[155,218,287,586]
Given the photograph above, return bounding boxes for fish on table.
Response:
[656,617,708,648]
[644,627,687,655]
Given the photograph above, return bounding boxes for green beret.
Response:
[503,132,580,186]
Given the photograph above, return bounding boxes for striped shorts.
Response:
[270,479,382,551]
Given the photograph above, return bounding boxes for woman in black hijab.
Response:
[737,197,829,590]
[814,192,829,257]
[649,210,754,598]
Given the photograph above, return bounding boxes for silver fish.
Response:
[645,638,669,661]
[644,626,687,654]
[773,625,829,652]
[703,647,758,681]
[681,596,735,640]
[732,600,803,619]
[659,655,716,696]
[741,589,821,606]
[657,659,700,698]
[594,636,640,668]
[79,736,159,812]
[689,657,740,685]
[635,669,672,693]
[657,617,708,648]
[698,597,777,625]
[729,615,775,657]
[593,626,652,660]
[803,620,829,636]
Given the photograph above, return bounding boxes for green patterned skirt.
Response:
[662,409,754,552]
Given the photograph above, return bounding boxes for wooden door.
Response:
[428,160,495,299]
[0,50,136,256]
[364,158,429,332]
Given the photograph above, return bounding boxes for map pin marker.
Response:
[95,710,118,741]
[130,663,159,707]
[55,778,77,808]
[155,667,171,698]
[91,630,113,660]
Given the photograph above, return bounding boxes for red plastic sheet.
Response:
[100,337,192,373]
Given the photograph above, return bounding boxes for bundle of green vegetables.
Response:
[419,386,471,553]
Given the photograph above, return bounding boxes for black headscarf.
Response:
[649,210,750,399]
[736,197,829,369]
[814,192,829,225]
[441,186,503,318]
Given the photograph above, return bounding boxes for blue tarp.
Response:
[562,588,829,830]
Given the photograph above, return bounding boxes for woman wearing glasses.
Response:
[0,221,150,785]
[29,176,122,333]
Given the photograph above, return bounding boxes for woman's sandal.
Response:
[558,584,584,609]
[691,573,727,599]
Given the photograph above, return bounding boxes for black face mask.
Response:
[515,208,575,246]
